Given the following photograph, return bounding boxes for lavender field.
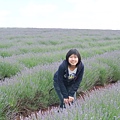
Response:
[0,28,120,119]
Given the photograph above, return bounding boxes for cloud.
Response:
[0,0,120,29]
[20,2,57,17]
[63,0,120,29]
[0,10,9,16]
[0,10,10,24]
[10,2,57,28]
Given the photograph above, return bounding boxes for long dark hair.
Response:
[66,49,81,66]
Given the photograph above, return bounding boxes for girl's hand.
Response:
[64,98,69,104]
[69,96,74,102]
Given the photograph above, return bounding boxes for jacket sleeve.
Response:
[57,65,69,99]
[68,64,84,97]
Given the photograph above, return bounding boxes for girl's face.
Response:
[68,54,79,66]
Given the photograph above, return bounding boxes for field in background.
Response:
[0,28,120,119]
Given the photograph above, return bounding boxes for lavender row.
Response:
[21,81,120,120]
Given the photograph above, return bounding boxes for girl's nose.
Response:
[72,57,75,60]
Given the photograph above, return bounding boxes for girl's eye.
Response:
[74,56,77,58]
[69,55,78,58]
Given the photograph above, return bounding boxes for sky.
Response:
[0,0,120,30]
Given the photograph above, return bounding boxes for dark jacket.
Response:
[53,60,84,99]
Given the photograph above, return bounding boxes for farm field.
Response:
[0,28,120,119]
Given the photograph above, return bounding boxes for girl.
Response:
[53,49,84,108]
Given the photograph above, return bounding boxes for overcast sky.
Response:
[0,0,120,29]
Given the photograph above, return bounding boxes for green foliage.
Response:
[48,88,59,106]
[0,62,20,80]
[80,67,99,91]
[0,51,12,57]
[0,44,12,49]
[38,40,61,45]
[0,70,54,119]
[18,71,53,110]
[92,63,111,86]
[99,58,120,82]
[19,48,29,54]
[19,53,64,68]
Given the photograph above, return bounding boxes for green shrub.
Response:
[0,62,20,80]
[0,52,12,57]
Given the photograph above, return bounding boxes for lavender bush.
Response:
[21,81,120,120]
[0,62,20,80]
